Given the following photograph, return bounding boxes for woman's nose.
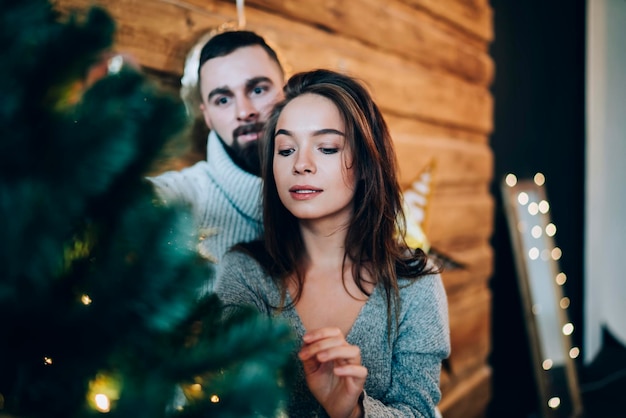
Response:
[293,150,315,174]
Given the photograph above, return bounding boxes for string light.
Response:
[81,294,92,305]
[502,172,582,415]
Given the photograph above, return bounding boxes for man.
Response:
[147,30,285,293]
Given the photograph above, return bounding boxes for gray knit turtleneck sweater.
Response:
[147,131,263,294]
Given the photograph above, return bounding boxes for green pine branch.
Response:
[0,1,295,417]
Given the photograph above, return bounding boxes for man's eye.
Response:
[214,96,230,106]
[320,148,339,155]
[277,149,294,157]
[252,86,267,96]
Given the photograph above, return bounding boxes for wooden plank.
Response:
[402,0,494,43]
[440,243,493,293]
[394,135,493,188]
[447,284,491,375]
[219,0,494,86]
[440,364,492,418]
[53,0,494,133]
[426,192,494,243]
[386,114,488,144]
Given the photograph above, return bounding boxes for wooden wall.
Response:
[53,1,495,416]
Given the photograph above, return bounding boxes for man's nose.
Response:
[236,97,258,121]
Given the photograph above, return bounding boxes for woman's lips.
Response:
[289,186,322,200]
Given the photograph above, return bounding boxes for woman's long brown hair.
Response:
[252,69,440,332]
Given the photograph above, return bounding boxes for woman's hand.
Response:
[298,327,367,418]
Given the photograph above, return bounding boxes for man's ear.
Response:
[199,103,213,130]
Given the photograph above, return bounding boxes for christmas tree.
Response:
[0,0,294,417]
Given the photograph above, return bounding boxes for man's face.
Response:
[199,45,284,175]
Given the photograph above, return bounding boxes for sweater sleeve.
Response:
[214,249,275,317]
[363,274,451,418]
[146,163,206,208]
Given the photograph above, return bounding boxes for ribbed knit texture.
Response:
[147,131,263,294]
[216,249,451,418]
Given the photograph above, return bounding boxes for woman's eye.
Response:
[278,149,294,157]
[320,147,339,155]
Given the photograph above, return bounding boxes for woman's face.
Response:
[272,93,356,227]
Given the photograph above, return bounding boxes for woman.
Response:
[215,69,450,417]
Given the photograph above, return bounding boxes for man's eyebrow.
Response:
[207,86,233,101]
[246,76,273,90]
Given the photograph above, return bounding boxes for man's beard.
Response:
[227,122,265,176]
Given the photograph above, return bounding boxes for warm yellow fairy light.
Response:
[210,394,220,403]
[563,323,574,336]
[81,294,92,305]
[517,192,529,205]
[545,223,557,236]
[569,347,580,359]
[548,397,561,409]
[538,200,550,214]
[534,172,546,186]
[94,394,111,412]
[542,359,553,370]
[531,225,543,238]
[87,372,120,413]
[505,173,518,187]
[528,247,539,260]
[528,202,539,215]
[551,247,562,260]
[556,272,567,285]
[43,356,53,365]
[560,297,570,309]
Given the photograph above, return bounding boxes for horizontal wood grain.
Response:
[53,0,494,133]
[216,0,494,85]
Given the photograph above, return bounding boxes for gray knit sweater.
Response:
[146,131,263,294]
[216,249,451,418]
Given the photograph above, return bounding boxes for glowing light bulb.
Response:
[94,394,111,412]
[563,323,574,335]
[548,397,561,409]
[210,394,220,403]
[81,294,92,305]
[556,272,567,285]
[505,173,518,187]
[531,225,543,238]
[517,191,529,205]
[569,347,580,359]
[542,359,553,370]
[534,173,546,186]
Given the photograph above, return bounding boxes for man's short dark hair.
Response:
[198,30,283,76]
